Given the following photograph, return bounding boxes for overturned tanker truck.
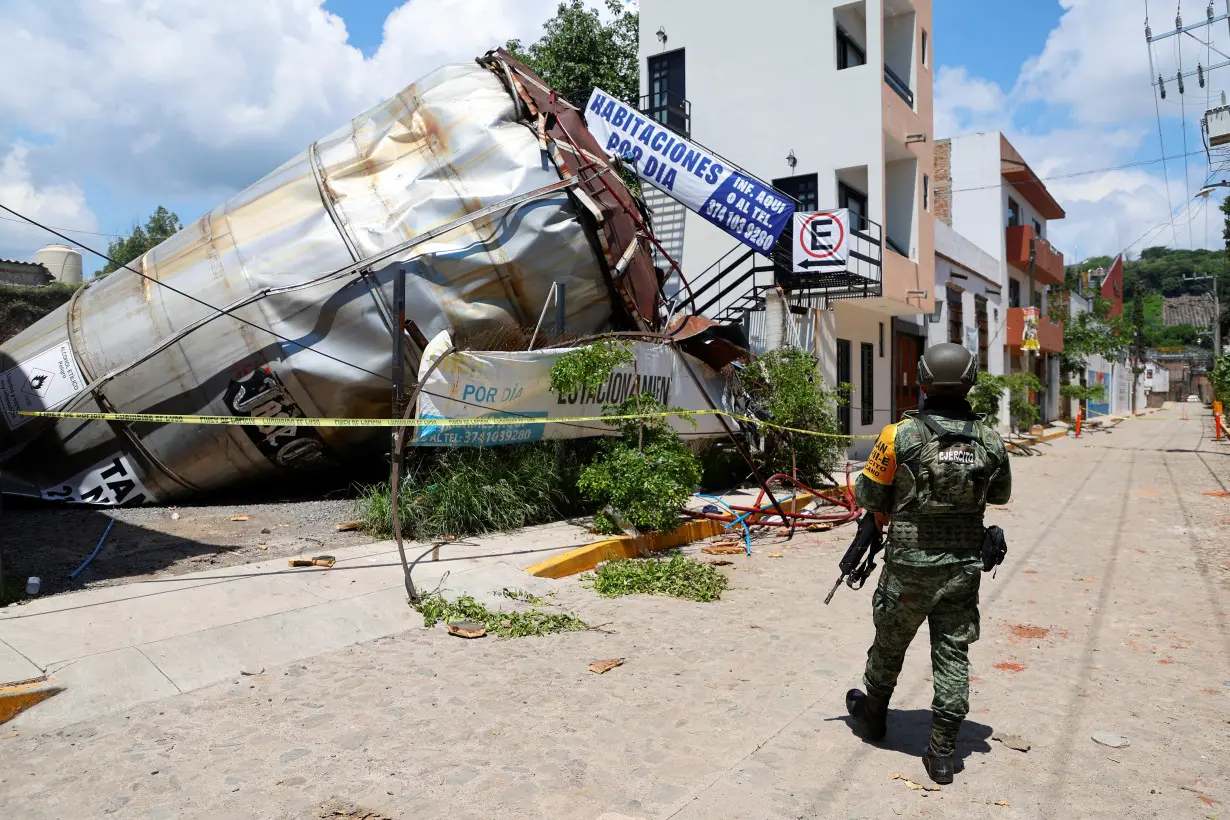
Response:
[0,50,739,506]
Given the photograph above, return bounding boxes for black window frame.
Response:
[838,181,868,230]
[646,49,688,136]
[836,25,866,71]
[947,286,963,346]
[860,342,875,427]
[837,338,852,435]
[772,173,820,258]
[1032,218,1043,238]
[1008,279,1021,308]
[975,295,989,372]
[923,174,930,211]
[1007,197,1022,228]
[879,322,885,358]
[921,28,929,68]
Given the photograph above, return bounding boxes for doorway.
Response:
[836,338,852,434]
[893,327,923,419]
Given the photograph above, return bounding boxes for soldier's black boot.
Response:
[923,715,961,784]
[922,746,954,785]
[845,689,888,741]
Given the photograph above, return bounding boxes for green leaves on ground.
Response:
[414,593,587,638]
[585,554,728,602]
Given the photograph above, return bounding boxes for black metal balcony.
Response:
[639,91,691,137]
[884,64,914,107]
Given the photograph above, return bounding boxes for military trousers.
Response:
[862,561,981,752]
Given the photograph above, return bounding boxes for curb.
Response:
[524,493,821,579]
[0,676,63,725]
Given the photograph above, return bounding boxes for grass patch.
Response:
[414,593,587,638]
[356,441,590,540]
[585,554,728,602]
[0,282,80,343]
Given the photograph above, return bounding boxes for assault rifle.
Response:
[823,512,884,605]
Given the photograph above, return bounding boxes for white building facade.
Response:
[637,0,936,455]
[933,132,1067,423]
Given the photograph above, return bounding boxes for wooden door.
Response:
[894,333,922,419]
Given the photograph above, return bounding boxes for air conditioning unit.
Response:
[1207,104,1230,147]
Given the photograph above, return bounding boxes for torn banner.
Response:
[414,335,730,447]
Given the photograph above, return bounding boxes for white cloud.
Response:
[0,0,578,260]
[0,143,99,262]
[936,0,1230,258]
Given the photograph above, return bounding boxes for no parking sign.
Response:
[791,210,849,275]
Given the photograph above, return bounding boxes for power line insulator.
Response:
[1178,71,1186,95]
[1199,63,1206,88]
[1146,20,1153,39]
[1160,74,1167,99]
[1208,2,1215,21]
[1176,12,1183,29]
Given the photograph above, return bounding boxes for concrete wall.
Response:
[837,302,895,457]
[639,0,889,274]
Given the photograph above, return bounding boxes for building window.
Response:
[837,26,866,70]
[860,342,875,426]
[837,339,852,434]
[947,287,963,346]
[1008,279,1021,308]
[921,29,929,68]
[1032,218,1043,238]
[773,173,819,212]
[1007,197,1021,228]
[879,322,885,357]
[923,174,930,211]
[975,295,989,372]
[838,181,868,230]
[647,50,687,136]
[772,173,819,259]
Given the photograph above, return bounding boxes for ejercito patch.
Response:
[862,423,899,485]
[937,445,976,465]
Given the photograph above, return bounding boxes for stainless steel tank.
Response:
[0,55,659,505]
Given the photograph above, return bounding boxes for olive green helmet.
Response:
[918,342,978,388]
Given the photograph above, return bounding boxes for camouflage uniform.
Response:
[854,405,1012,755]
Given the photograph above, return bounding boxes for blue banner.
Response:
[585,89,794,254]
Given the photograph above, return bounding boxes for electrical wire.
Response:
[0,213,125,238]
[1177,24,1196,249]
[1146,1,1183,249]
[945,149,1207,195]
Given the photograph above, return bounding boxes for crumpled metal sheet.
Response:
[0,59,642,504]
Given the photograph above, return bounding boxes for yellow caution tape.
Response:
[18,409,880,439]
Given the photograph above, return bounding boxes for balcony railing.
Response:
[884,64,914,107]
[1006,307,1064,353]
[638,91,691,138]
[1005,224,1064,287]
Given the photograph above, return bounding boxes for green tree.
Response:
[99,206,181,276]
[1058,297,1128,419]
[506,0,639,108]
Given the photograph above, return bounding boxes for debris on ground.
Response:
[766,552,784,559]
[890,772,941,792]
[992,731,1032,752]
[995,800,1011,806]
[415,594,587,639]
[706,559,734,566]
[334,520,364,532]
[230,515,249,522]
[240,668,264,676]
[585,555,728,602]
[702,545,745,556]
[289,556,336,568]
[446,621,487,639]
[588,658,625,674]
[1091,731,1130,748]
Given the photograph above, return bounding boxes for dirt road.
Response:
[1,408,1227,819]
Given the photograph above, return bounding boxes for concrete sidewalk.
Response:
[0,520,595,733]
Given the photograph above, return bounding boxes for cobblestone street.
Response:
[2,408,1227,819]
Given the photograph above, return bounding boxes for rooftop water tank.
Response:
[35,244,83,284]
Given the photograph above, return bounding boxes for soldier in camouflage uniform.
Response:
[845,343,1012,784]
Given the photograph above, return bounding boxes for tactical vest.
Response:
[890,411,998,551]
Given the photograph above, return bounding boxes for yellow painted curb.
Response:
[0,676,63,725]
[525,493,820,579]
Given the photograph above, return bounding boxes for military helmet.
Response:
[918,343,978,388]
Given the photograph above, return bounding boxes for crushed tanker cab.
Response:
[0,50,669,505]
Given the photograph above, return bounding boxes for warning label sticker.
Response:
[0,342,86,430]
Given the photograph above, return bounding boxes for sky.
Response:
[0,0,1225,275]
